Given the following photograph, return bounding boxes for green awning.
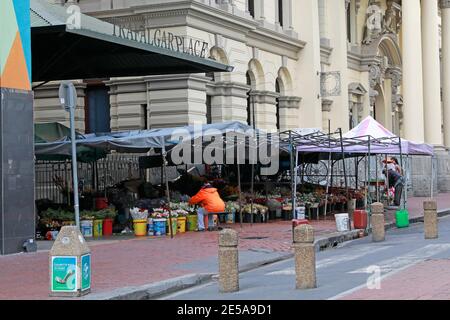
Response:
[35,123,107,163]
[30,0,233,82]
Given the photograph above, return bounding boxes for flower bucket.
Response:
[177,217,187,233]
[226,211,235,224]
[167,218,177,236]
[147,218,154,236]
[80,220,93,238]
[396,210,410,228]
[153,219,167,236]
[133,219,148,236]
[103,218,113,236]
[93,219,103,237]
[187,215,198,231]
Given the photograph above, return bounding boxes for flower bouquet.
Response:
[151,208,170,219]
[130,207,149,220]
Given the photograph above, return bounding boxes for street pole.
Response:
[70,105,81,228]
[59,81,80,228]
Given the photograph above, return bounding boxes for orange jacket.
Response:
[189,187,225,213]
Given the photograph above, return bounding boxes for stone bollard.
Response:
[293,225,316,289]
[49,226,91,297]
[371,202,385,242]
[218,229,239,293]
[424,200,438,239]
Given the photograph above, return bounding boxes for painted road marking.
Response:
[348,244,450,274]
[266,245,393,276]
[329,244,450,300]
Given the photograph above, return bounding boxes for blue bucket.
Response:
[147,218,154,236]
[153,219,167,236]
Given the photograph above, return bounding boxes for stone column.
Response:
[402,0,425,142]
[278,96,302,130]
[206,81,250,123]
[441,0,450,147]
[422,0,443,146]
[144,74,209,128]
[249,91,279,130]
[218,229,239,293]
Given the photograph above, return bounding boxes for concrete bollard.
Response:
[371,202,385,242]
[49,226,91,297]
[424,200,438,239]
[218,229,239,293]
[293,225,316,289]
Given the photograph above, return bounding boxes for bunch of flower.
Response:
[226,201,240,213]
[151,208,170,219]
[174,209,188,217]
[130,207,149,220]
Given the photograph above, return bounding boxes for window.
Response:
[278,0,284,27]
[275,79,281,130]
[246,72,254,126]
[346,3,351,43]
[206,95,212,124]
[141,104,148,130]
[248,0,255,18]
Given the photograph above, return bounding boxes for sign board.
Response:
[81,254,91,291]
[58,81,77,112]
[51,256,78,292]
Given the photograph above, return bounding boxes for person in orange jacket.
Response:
[189,183,225,231]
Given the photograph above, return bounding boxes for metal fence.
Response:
[35,154,142,204]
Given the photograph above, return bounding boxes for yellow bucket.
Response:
[133,219,148,237]
[93,219,103,237]
[177,217,187,233]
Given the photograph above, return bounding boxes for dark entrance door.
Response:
[86,86,111,133]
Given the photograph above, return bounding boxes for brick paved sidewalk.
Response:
[1,194,449,300]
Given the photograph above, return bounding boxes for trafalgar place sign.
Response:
[113,25,210,59]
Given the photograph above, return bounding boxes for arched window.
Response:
[275,79,282,130]
[246,72,253,126]
[278,0,284,27]
[248,0,255,18]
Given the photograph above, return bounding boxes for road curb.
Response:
[83,273,214,300]
[384,208,450,231]
[84,229,361,300]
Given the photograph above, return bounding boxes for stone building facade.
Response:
[34,0,450,195]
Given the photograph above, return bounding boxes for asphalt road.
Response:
[161,215,450,300]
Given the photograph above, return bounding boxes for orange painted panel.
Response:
[0,32,31,90]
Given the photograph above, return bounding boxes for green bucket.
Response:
[396,209,410,228]
[166,218,177,236]
[187,215,198,231]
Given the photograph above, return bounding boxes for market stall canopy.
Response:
[34,121,258,155]
[35,122,107,162]
[296,117,434,156]
[30,0,233,82]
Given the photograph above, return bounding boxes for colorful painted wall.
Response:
[0,0,31,91]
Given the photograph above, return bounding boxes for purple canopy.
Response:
[297,116,434,156]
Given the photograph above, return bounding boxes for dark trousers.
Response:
[394,178,405,206]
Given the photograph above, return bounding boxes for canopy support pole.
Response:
[430,155,434,199]
[339,128,350,229]
[290,131,296,220]
[398,137,406,210]
[162,138,173,239]
[324,120,332,220]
